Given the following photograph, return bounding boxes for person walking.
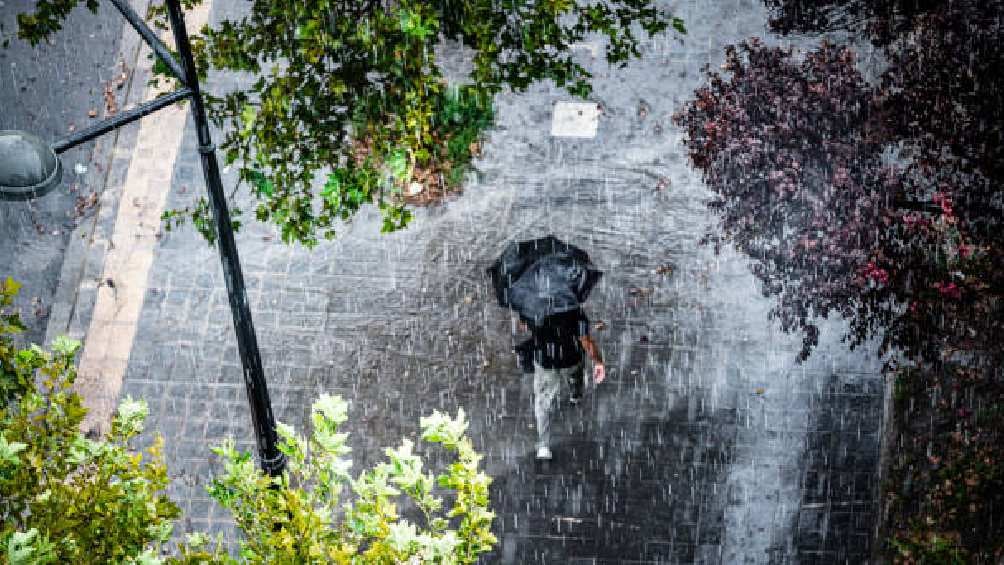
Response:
[487,235,604,460]
[528,308,605,460]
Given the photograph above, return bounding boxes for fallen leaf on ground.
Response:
[104,84,118,116]
[73,192,99,218]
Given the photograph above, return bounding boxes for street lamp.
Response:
[0,130,62,200]
[0,0,285,476]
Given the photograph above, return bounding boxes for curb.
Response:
[43,0,155,350]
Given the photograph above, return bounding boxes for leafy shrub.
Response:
[1,279,179,564]
[172,394,496,564]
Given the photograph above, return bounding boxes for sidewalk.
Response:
[0,0,135,347]
[48,0,886,562]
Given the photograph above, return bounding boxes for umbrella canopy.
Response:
[487,236,602,325]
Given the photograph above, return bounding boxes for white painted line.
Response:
[550,101,600,138]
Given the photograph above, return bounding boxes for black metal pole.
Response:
[165,0,285,476]
[108,0,187,82]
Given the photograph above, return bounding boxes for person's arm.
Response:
[578,335,602,364]
[578,335,606,384]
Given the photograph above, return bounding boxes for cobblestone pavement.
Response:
[58,0,886,562]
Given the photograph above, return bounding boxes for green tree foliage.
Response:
[14,0,683,246]
[0,279,179,564]
[10,0,99,45]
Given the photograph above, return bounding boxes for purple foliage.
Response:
[674,2,1004,365]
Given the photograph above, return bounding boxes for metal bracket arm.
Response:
[51,88,193,154]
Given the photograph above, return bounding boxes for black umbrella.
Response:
[487,236,602,325]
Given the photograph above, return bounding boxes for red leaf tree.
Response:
[673,3,1003,366]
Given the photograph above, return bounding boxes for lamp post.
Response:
[0,0,285,477]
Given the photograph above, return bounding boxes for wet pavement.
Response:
[38,0,887,562]
[0,0,128,345]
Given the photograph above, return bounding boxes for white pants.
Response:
[533,361,583,448]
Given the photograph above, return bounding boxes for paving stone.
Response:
[76,0,897,562]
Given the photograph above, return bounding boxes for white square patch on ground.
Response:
[550,101,600,138]
[570,42,600,58]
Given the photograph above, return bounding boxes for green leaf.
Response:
[312,393,349,427]
[114,396,149,437]
[385,521,419,552]
[130,549,165,565]
[386,149,410,181]
[50,335,81,357]
[239,104,258,139]
[7,529,44,565]
[247,169,274,198]
[0,434,27,467]
[420,408,468,446]
[398,8,435,39]
[321,172,343,207]
[672,17,687,34]
[4,276,22,297]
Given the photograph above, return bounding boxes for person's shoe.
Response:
[535,445,552,460]
[568,377,584,405]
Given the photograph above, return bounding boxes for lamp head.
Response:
[0,130,62,201]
